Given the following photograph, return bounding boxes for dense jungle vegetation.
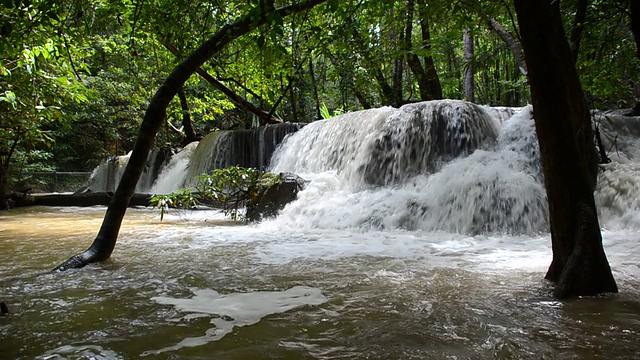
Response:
[1,0,638,203]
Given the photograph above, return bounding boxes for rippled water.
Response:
[1,206,639,359]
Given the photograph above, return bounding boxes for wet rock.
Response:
[246,173,305,221]
[1,302,8,315]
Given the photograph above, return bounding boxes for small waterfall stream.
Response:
[81,123,301,194]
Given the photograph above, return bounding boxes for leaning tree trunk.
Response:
[55,0,328,271]
[514,0,617,298]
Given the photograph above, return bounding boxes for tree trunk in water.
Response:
[55,0,328,271]
[514,0,617,298]
[177,88,198,145]
[463,28,474,102]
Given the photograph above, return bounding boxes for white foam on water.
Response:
[143,286,327,355]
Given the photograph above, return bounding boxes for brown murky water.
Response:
[1,206,639,359]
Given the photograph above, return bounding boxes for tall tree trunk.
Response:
[416,0,443,99]
[404,0,432,101]
[632,0,640,59]
[390,7,404,105]
[55,0,328,271]
[463,28,474,102]
[309,57,321,119]
[569,0,588,63]
[374,68,397,106]
[486,17,527,75]
[514,0,617,298]
[177,88,198,145]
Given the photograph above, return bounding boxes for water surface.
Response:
[1,206,639,359]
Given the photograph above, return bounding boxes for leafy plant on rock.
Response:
[150,165,284,221]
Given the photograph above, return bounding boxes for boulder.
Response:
[246,173,305,221]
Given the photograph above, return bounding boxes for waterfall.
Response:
[150,142,200,194]
[78,99,640,235]
[81,123,301,194]
[265,101,640,235]
[271,100,499,187]
[80,148,171,193]
[268,101,547,234]
[182,123,301,188]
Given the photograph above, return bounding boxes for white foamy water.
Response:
[268,103,547,234]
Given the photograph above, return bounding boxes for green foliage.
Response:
[150,166,283,221]
[2,0,638,205]
[319,102,344,119]
[150,188,199,221]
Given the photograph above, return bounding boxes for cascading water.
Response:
[80,148,171,193]
[268,100,548,234]
[81,123,301,193]
[150,141,200,194]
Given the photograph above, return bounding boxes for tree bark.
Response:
[55,0,328,271]
[309,57,321,119]
[463,28,474,102]
[416,0,443,99]
[404,0,432,101]
[390,7,404,105]
[514,0,617,298]
[177,88,198,145]
[569,0,588,63]
[487,17,527,75]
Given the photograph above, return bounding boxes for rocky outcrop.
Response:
[246,173,305,221]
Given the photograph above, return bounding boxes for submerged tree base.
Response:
[544,204,619,299]
[54,248,107,271]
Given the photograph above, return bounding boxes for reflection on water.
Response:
[1,206,639,359]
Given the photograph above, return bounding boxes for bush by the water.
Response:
[150,166,300,221]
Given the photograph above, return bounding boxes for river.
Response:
[1,205,639,359]
[2,101,640,359]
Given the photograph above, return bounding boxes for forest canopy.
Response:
[1,0,638,204]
